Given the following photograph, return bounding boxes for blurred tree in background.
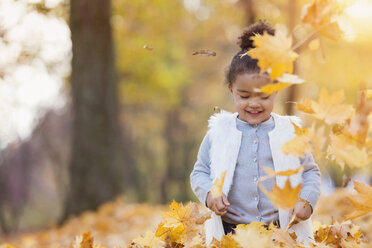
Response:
[59,0,127,223]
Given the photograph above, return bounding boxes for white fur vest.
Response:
[204,110,314,245]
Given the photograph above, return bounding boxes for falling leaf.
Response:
[259,179,301,209]
[245,28,299,80]
[327,134,370,170]
[307,124,327,160]
[277,73,305,84]
[259,166,303,182]
[210,171,226,198]
[132,231,164,248]
[291,120,308,136]
[192,50,216,56]
[255,74,305,95]
[295,98,315,114]
[281,134,311,158]
[143,45,153,51]
[213,106,221,113]
[301,0,344,41]
[347,89,372,145]
[310,88,354,125]
[256,82,291,95]
[345,181,372,220]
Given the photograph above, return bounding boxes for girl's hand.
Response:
[289,199,312,225]
[206,191,230,216]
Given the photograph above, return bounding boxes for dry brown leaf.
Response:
[143,45,153,51]
[272,227,298,248]
[192,50,216,56]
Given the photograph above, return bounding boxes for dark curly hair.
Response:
[225,20,275,86]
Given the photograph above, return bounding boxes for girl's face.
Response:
[228,73,276,125]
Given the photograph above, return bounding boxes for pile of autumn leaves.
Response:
[127,200,370,248]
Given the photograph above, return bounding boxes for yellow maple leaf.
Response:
[259,179,301,210]
[310,88,354,125]
[210,171,226,198]
[245,28,299,80]
[162,201,191,228]
[233,222,274,248]
[132,230,164,248]
[301,0,343,41]
[255,74,305,95]
[281,121,312,158]
[295,98,315,114]
[307,124,327,160]
[282,134,311,158]
[345,181,372,220]
[155,222,185,244]
[259,166,303,182]
[327,134,370,170]
[257,82,291,95]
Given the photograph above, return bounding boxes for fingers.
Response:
[222,194,230,206]
[209,196,228,216]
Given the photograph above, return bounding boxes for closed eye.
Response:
[240,95,249,99]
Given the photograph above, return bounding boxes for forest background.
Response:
[1,0,372,244]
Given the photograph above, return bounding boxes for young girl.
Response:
[190,20,320,245]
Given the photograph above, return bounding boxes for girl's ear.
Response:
[228,84,233,94]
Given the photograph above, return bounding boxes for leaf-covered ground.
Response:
[1,188,371,248]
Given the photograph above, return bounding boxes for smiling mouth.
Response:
[246,110,263,116]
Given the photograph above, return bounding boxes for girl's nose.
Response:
[249,100,260,108]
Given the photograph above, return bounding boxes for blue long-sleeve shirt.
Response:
[190,114,321,225]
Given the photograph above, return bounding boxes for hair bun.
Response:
[238,19,275,51]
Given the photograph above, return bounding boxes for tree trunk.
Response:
[60,0,123,222]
